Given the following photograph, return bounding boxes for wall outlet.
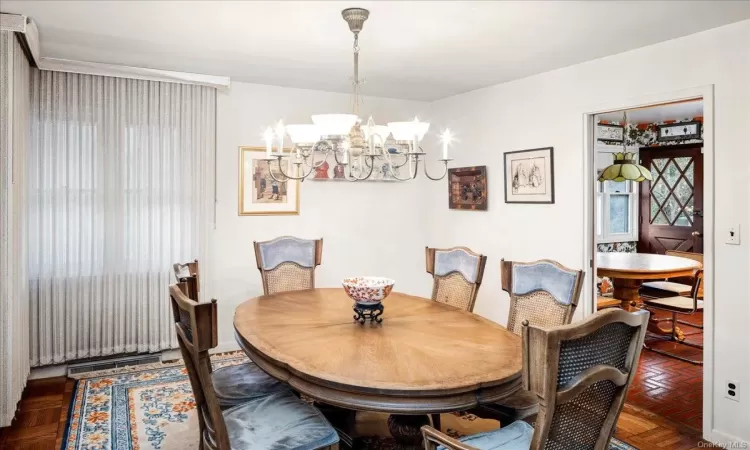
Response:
[726,380,740,402]
[726,224,740,245]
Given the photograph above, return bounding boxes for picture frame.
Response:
[504,147,555,204]
[657,121,701,142]
[238,146,300,216]
[448,166,488,211]
[596,123,625,144]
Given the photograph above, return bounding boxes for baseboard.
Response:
[28,364,68,380]
[708,429,749,447]
[211,341,241,355]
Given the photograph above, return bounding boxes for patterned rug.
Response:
[61,352,637,449]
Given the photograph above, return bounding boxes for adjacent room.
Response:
[1,2,748,450]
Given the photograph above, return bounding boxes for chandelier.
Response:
[261,7,454,182]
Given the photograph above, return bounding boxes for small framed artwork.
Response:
[657,121,701,142]
[448,166,487,211]
[596,123,624,144]
[238,146,300,215]
[504,147,555,204]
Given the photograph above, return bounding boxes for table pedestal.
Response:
[611,277,684,339]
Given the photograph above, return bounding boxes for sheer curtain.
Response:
[28,70,215,366]
[1,30,31,427]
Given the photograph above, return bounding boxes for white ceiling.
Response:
[3,1,749,101]
[598,100,704,124]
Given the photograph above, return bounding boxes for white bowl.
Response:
[342,276,395,304]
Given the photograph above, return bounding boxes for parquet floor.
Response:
[1,377,711,450]
[627,311,704,430]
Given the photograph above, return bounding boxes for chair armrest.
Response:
[421,425,478,450]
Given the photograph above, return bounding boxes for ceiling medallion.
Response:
[261,7,454,182]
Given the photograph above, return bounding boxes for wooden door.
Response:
[639,145,703,254]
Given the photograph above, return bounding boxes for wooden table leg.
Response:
[611,277,682,338]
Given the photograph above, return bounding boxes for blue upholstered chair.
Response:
[422,309,649,450]
[171,262,284,409]
[254,236,323,295]
[169,284,339,450]
[480,259,585,424]
[425,246,487,312]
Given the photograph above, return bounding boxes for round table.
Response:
[233,288,523,415]
[596,252,702,336]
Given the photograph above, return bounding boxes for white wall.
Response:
[210,82,433,348]
[425,20,750,442]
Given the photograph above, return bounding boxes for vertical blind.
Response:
[28,70,215,366]
[0,30,31,427]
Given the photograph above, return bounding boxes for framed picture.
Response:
[448,166,487,210]
[657,121,701,142]
[596,124,624,144]
[238,146,300,215]
[504,147,555,204]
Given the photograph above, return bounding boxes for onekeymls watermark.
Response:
[698,442,749,449]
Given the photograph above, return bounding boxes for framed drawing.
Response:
[657,121,701,142]
[238,146,300,215]
[448,166,488,210]
[596,123,624,144]
[504,147,555,204]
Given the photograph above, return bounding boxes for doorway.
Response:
[583,91,714,440]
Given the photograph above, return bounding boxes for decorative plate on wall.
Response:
[448,166,487,210]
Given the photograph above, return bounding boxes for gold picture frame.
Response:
[238,146,300,216]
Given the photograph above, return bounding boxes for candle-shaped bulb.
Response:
[263,127,274,157]
[440,129,453,159]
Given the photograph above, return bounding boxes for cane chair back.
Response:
[503,259,585,335]
[173,259,200,301]
[421,309,649,450]
[254,237,323,295]
[524,309,649,449]
[168,284,227,448]
[425,247,487,312]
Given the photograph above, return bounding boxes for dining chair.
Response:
[425,246,487,312]
[641,270,703,365]
[173,259,200,301]
[169,283,339,450]
[641,250,703,298]
[254,236,323,295]
[422,308,650,450]
[480,259,585,424]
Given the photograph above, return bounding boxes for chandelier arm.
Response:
[266,157,314,181]
[423,159,451,181]
[345,155,376,182]
[386,155,419,181]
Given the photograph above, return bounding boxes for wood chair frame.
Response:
[173,259,200,301]
[253,237,323,295]
[422,308,650,450]
[425,246,487,312]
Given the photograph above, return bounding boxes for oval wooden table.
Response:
[234,288,523,442]
[597,252,702,336]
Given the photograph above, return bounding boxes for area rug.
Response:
[61,352,637,449]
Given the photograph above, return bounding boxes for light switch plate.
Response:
[726,224,740,245]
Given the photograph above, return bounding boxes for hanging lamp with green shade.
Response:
[598,111,652,183]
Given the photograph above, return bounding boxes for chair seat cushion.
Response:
[212,362,286,407]
[224,390,339,450]
[644,296,703,313]
[641,281,692,296]
[438,421,533,450]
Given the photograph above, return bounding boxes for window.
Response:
[596,176,638,243]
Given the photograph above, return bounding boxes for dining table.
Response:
[234,287,523,444]
[596,251,702,336]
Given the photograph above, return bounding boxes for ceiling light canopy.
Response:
[260,7,454,182]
